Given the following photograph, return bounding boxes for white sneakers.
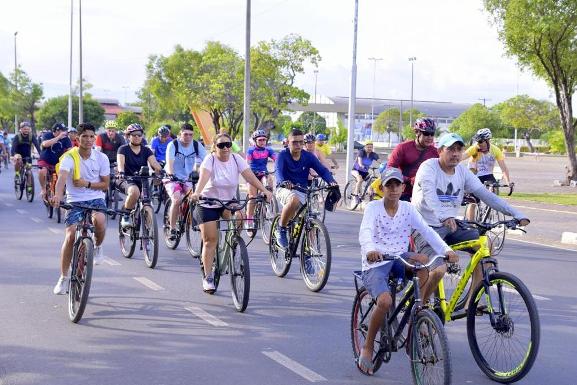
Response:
[53,276,68,295]
[93,246,104,265]
[202,276,216,292]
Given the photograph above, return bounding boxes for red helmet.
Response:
[126,123,143,134]
[414,118,436,134]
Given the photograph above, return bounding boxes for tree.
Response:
[115,111,143,131]
[449,103,502,141]
[36,95,105,129]
[373,108,424,140]
[484,0,577,179]
[492,95,560,138]
[9,68,43,130]
[297,111,326,134]
[0,72,15,131]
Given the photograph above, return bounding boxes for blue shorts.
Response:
[64,198,106,227]
[362,252,416,299]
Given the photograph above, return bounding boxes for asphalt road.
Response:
[1,166,576,385]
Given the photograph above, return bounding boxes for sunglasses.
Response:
[130,133,143,137]
[421,132,434,137]
[216,142,232,149]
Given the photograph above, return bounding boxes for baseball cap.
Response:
[19,121,31,128]
[381,167,403,185]
[437,132,464,148]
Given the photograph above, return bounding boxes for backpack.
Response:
[17,133,32,145]
[172,139,199,158]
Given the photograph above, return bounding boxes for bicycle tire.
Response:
[300,217,331,292]
[487,209,507,256]
[162,199,180,249]
[118,215,136,258]
[68,237,94,323]
[260,195,278,245]
[25,170,34,202]
[185,208,202,259]
[14,175,24,200]
[410,308,452,385]
[309,192,326,222]
[152,184,163,214]
[46,188,54,218]
[230,236,250,312]
[350,288,385,374]
[467,271,540,383]
[142,205,159,268]
[343,180,359,210]
[56,206,62,223]
[441,250,473,312]
[268,215,292,277]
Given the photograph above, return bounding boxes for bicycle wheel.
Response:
[410,308,452,385]
[56,206,62,223]
[343,180,359,210]
[441,250,473,312]
[350,288,385,374]
[25,171,34,202]
[268,215,292,277]
[185,208,202,258]
[300,218,331,292]
[152,184,163,213]
[142,205,159,268]
[229,236,250,312]
[68,237,94,323]
[162,199,180,249]
[118,215,136,258]
[14,175,24,200]
[467,271,540,383]
[45,188,54,219]
[487,209,507,256]
[309,192,326,222]
[260,196,278,245]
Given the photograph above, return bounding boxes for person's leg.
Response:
[124,184,140,210]
[200,220,218,278]
[246,184,258,223]
[59,225,76,276]
[38,167,47,197]
[360,291,392,373]
[169,190,182,230]
[92,212,106,246]
[280,194,300,227]
[352,171,363,195]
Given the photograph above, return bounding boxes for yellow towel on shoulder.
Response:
[55,147,81,180]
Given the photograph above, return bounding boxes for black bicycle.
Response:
[351,255,452,384]
[151,160,167,213]
[105,161,120,220]
[14,157,36,202]
[343,166,380,211]
[269,184,335,292]
[245,170,278,244]
[60,202,118,323]
[162,174,199,256]
[117,166,161,268]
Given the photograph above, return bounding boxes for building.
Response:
[96,98,143,121]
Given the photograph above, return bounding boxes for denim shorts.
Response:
[362,251,417,299]
[64,198,106,227]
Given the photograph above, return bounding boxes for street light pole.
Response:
[409,57,416,129]
[242,0,251,154]
[78,0,84,124]
[312,69,318,134]
[68,0,73,129]
[368,57,382,141]
[345,0,359,185]
[14,31,18,130]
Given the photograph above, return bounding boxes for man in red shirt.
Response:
[387,118,438,201]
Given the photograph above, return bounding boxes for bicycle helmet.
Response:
[251,129,267,141]
[68,127,78,133]
[126,123,143,134]
[304,133,316,143]
[104,120,118,130]
[316,133,327,142]
[413,118,436,134]
[51,123,67,132]
[378,162,388,174]
[158,125,171,136]
[476,128,492,141]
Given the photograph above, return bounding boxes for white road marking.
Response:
[48,227,62,234]
[511,204,577,215]
[16,209,28,215]
[133,277,164,291]
[262,351,327,383]
[508,237,577,253]
[501,286,551,301]
[103,257,121,266]
[30,217,43,223]
[4,202,14,207]
[185,306,228,327]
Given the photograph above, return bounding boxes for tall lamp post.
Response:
[368,57,382,141]
[14,31,18,130]
[68,0,73,129]
[312,69,318,134]
[78,0,84,124]
[242,0,251,154]
[408,57,416,129]
[345,0,359,185]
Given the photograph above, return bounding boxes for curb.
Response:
[561,232,577,245]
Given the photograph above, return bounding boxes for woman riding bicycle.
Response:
[351,141,379,201]
[190,132,272,293]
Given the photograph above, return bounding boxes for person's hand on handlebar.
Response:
[190,192,200,203]
[280,180,294,190]
[366,250,382,263]
[446,250,459,263]
[263,189,273,203]
[518,218,530,227]
[329,181,338,187]
[442,217,458,232]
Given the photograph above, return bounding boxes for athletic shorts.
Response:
[413,224,479,259]
[37,159,55,169]
[164,180,192,199]
[115,180,141,194]
[275,187,306,207]
[361,251,418,299]
[193,204,225,225]
[64,198,106,227]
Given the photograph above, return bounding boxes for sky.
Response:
[0,0,554,108]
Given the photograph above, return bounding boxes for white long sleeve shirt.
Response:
[359,200,452,271]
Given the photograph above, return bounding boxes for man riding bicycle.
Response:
[164,123,207,240]
[116,124,163,228]
[95,120,126,164]
[11,121,41,178]
[387,117,439,202]
[38,123,72,200]
[151,125,173,164]
[274,129,338,248]
[246,129,277,234]
[315,133,339,169]
[462,128,511,186]
[51,123,111,294]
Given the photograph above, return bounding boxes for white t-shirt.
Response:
[199,153,249,206]
[59,150,110,202]
[359,200,451,271]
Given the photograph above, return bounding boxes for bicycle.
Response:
[343,166,379,211]
[269,184,334,292]
[245,170,278,244]
[43,166,63,223]
[59,202,118,323]
[105,162,120,220]
[197,197,263,312]
[14,157,36,202]
[117,166,161,268]
[431,218,540,383]
[151,160,167,213]
[351,255,451,384]
[308,177,328,222]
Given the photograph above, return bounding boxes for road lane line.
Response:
[4,202,14,207]
[30,217,43,223]
[133,277,164,291]
[508,237,577,253]
[48,227,62,234]
[16,209,28,215]
[103,257,121,266]
[185,306,228,327]
[511,204,577,215]
[262,351,327,382]
[501,286,551,301]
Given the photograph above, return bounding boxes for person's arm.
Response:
[147,154,163,173]
[191,156,213,200]
[462,145,476,161]
[497,158,511,184]
[10,136,18,156]
[356,151,364,169]
[415,161,447,223]
[32,136,41,154]
[387,145,411,184]
[310,153,336,184]
[409,205,452,255]
[94,135,103,151]
[471,183,527,221]
[358,205,378,257]
[275,152,288,184]
[116,152,126,173]
[165,141,175,175]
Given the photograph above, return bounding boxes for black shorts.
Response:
[115,180,142,194]
[193,204,225,225]
[478,174,497,185]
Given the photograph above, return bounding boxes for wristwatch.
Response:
[87,182,92,189]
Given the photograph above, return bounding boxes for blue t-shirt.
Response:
[40,132,72,165]
[151,136,171,163]
[164,139,207,180]
[275,148,335,188]
[353,149,379,172]
[247,145,277,173]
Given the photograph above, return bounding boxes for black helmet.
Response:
[413,118,436,134]
[52,123,67,132]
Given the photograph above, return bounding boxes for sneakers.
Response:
[168,229,179,241]
[275,226,289,249]
[53,276,68,295]
[93,246,104,265]
[120,214,132,229]
[202,276,216,293]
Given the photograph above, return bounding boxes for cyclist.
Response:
[11,121,41,187]
[190,132,272,292]
[150,125,173,164]
[1,130,10,167]
[0,131,5,169]
[367,162,388,200]
[351,141,380,202]
[164,123,207,240]
[274,129,338,248]
[304,133,332,170]
[245,129,277,234]
[387,117,439,202]
[95,120,126,164]
[116,123,163,228]
[357,167,458,375]
[38,123,72,200]
[315,133,339,169]
[51,123,111,294]
[462,128,511,186]
[68,127,79,147]
[411,133,530,305]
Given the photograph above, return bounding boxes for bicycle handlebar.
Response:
[456,218,526,233]
[198,196,264,211]
[279,182,338,194]
[485,181,515,196]
[369,254,448,270]
[59,202,126,216]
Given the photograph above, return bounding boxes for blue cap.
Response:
[438,133,464,148]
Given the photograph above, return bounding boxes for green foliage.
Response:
[492,95,560,137]
[372,108,424,140]
[36,96,105,129]
[8,68,43,130]
[449,103,502,141]
[0,72,14,131]
[544,130,570,154]
[115,111,143,131]
[297,111,326,134]
[329,122,347,151]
